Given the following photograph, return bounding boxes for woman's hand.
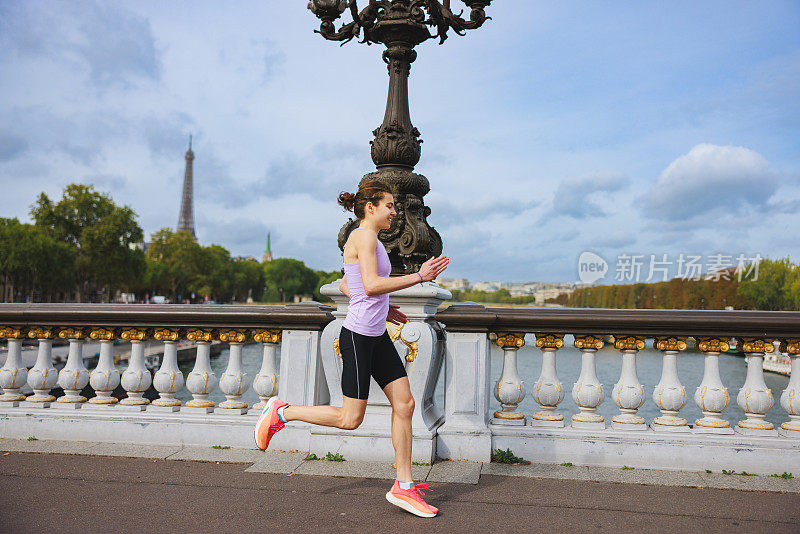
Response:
[418,255,450,282]
[387,304,407,325]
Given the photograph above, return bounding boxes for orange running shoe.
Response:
[385,480,438,518]
[254,397,288,451]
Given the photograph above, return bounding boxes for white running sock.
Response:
[397,480,413,490]
[277,405,287,423]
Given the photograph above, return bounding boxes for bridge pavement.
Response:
[1,439,799,533]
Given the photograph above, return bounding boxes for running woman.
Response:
[254,180,449,518]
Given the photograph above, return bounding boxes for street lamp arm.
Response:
[309,0,492,47]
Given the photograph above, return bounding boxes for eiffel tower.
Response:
[177,136,196,240]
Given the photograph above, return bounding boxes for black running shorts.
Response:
[339,326,408,400]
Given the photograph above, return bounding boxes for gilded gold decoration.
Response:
[695,418,730,428]
[737,338,775,354]
[218,329,250,343]
[186,329,214,342]
[531,412,564,421]
[535,333,564,349]
[334,338,341,358]
[254,329,282,344]
[572,413,604,423]
[696,337,730,353]
[654,336,687,352]
[781,422,800,432]
[388,323,419,362]
[154,328,181,342]
[89,327,117,341]
[574,335,604,350]
[495,333,526,349]
[614,335,646,351]
[653,416,688,426]
[494,410,525,420]
[26,326,55,340]
[0,326,25,339]
[738,420,774,430]
[120,328,148,341]
[58,327,87,340]
[779,339,800,355]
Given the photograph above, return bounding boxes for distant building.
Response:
[534,286,574,304]
[262,232,273,263]
[473,281,501,292]
[437,278,470,291]
[177,136,197,240]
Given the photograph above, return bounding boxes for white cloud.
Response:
[641,144,779,221]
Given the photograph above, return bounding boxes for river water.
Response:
[173,335,790,427]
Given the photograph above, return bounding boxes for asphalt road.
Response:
[1,453,799,533]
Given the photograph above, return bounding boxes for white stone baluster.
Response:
[611,336,647,430]
[217,329,249,414]
[185,329,218,413]
[25,327,59,407]
[56,328,90,407]
[252,329,281,412]
[735,338,777,435]
[0,327,27,404]
[530,333,565,427]
[651,337,690,432]
[87,328,120,406]
[694,337,734,434]
[571,335,605,429]
[152,339,184,411]
[119,328,152,409]
[492,333,526,424]
[779,339,800,438]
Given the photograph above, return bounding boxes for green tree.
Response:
[738,258,796,310]
[30,184,144,301]
[232,258,264,303]
[263,258,318,303]
[314,269,342,302]
[146,229,204,301]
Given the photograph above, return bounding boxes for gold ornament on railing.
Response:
[574,334,604,350]
[58,327,87,340]
[696,337,731,353]
[26,326,55,340]
[89,327,117,341]
[120,327,148,341]
[186,328,214,342]
[0,326,26,339]
[654,336,687,352]
[153,328,181,342]
[334,338,341,358]
[534,333,564,349]
[614,335,646,351]
[387,323,419,362]
[253,329,282,344]
[218,329,250,343]
[779,339,800,355]
[495,333,525,348]
[737,338,775,354]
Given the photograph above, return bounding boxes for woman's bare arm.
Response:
[353,230,448,296]
[339,275,350,298]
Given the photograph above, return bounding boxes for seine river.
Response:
[174,335,791,427]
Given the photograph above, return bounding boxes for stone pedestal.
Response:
[314,281,450,462]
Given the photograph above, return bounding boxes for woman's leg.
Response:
[383,377,415,482]
[282,395,367,430]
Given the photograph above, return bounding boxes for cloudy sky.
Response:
[1,1,798,284]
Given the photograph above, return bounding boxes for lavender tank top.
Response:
[342,229,391,337]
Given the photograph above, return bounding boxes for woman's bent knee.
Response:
[339,412,364,430]
[394,397,415,418]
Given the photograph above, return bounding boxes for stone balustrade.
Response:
[0,303,333,422]
[435,304,800,472]
[2,299,800,474]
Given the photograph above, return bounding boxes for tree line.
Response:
[551,259,800,311]
[0,184,341,303]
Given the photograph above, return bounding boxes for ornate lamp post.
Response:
[309,0,493,274]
